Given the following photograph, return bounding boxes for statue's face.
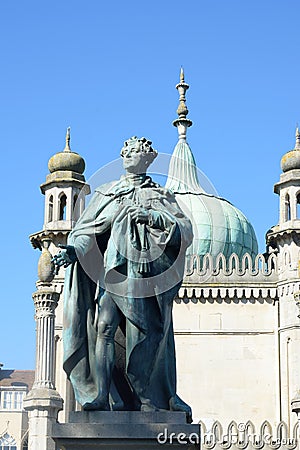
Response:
[122,142,149,174]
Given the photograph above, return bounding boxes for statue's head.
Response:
[121,136,158,174]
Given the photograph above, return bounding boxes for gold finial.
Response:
[64,127,71,152]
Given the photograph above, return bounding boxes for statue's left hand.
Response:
[52,244,77,275]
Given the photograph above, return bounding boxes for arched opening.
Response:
[297,193,300,219]
[73,194,79,220]
[59,193,67,220]
[285,193,291,221]
[48,194,53,222]
[0,433,17,450]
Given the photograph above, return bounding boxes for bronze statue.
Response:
[53,136,193,420]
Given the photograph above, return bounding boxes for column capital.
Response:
[32,286,60,317]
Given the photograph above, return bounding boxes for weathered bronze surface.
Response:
[53,136,193,421]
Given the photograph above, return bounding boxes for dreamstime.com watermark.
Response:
[156,425,201,447]
[156,423,297,447]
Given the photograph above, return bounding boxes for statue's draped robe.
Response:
[63,175,193,410]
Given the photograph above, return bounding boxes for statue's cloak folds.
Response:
[63,176,193,409]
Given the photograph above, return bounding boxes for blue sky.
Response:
[1,0,300,369]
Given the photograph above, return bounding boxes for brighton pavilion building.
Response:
[18,72,300,448]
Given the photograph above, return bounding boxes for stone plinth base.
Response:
[52,411,201,449]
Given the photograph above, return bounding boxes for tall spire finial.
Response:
[173,68,192,142]
[63,127,71,152]
[295,126,300,150]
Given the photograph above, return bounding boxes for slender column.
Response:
[32,287,59,389]
[24,239,63,450]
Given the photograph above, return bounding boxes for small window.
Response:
[73,194,78,211]
[3,391,12,409]
[73,194,79,220]
[297,193,300,219]
[285,193,291,221]
[48,195,54,222]
[0,390,24,410]
[14,391,24,410]
[59,193,67,220]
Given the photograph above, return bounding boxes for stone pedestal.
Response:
[52,411,201,449]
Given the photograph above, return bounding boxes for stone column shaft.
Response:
[24,285,63,450]
[33,289,57,389]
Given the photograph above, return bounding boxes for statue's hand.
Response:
[52,244,77,274]
[128,206,149,224]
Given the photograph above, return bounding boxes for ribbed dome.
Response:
[48,128,85,174]
[166,140,258,260]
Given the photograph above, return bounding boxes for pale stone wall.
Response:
[173,297,279,427]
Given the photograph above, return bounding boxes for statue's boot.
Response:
[169,395,193,423]
[83,398,110,411]
[140,397,160,412]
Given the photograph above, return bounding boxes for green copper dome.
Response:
[166,140,258,260]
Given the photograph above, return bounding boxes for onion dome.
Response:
[48,128,85,174]
[166,69,258,260]
[281,127,300,172]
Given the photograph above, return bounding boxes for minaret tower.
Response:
[24,130,90,450]
[267,128,300,428]
[41,127,89,232]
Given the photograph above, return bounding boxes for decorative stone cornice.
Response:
[274,169,300,193]
[266,227,300,246]
[278,281,300,297]
[178,285,278,300]
[40,171,89,194]
[30,230,70,250]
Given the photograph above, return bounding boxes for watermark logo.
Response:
[155,422,297,448]
[157,426,201,447]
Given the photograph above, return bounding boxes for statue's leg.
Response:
[83,293,121,411]
[125,298,164,411]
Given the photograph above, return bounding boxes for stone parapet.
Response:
[184,253,278,280]
[199,419,299,450]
